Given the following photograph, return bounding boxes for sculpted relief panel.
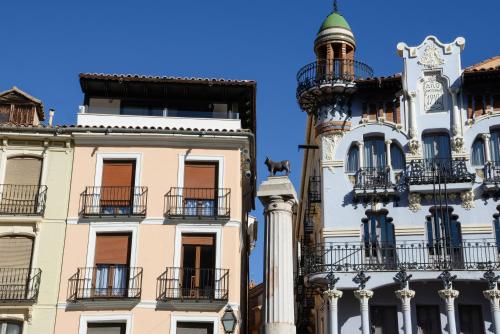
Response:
[423,73,445,112]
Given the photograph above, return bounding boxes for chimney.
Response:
[49,109,55,126]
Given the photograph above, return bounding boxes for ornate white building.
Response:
[294,3,500,334]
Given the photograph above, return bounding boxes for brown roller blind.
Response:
[184,162,217,199]
[177,322,213,334]
[5,157,42,185]
[87,323,126,334]
[182,234,215,246]
[102,161,135,188]
[0,236,33,268]
[94,234,131,265]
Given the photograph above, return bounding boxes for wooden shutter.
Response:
[176,322,213,334]
[87,323,126,334]
[94,234,131,265]
[5,157,42,185]
[101,161,135,188]
[385,101,394,123]
[0,236,33,268]
[182,234,215,246]
[184,163,217,199]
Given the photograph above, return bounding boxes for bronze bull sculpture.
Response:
[265,156,291,176]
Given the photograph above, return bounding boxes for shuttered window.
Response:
[4,157,42,185]
[0,236,33,268]
[176,322,214,334]
[102,161,135,188]
[87,323,126,334]
[94,234,131,265]
[184,162,217,199]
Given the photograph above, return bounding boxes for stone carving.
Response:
[418,43,444,69]
[264,157,290,176]
[326,272,340,290]
[452,136,465,154]
[408,193,421,212]
[408,139,421,156]
[353,271,371,290]
[482,269,500,290]
[438,270,457,290]
[321,133,343,162]
[423,74,444,112]
[460,190,475,210]
[393,268,413,289]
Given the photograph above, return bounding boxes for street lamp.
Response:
[221,305,237,333]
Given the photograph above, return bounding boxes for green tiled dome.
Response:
[318,12,351,33]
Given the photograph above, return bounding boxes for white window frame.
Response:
[78,314,132,334]
[170,315,219,334]
[94,153,142,188]
[177,154,224,189]
[84,223,139,298]
[0,150,48,186]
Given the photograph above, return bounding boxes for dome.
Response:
[315,10,356,50]
[318,12,351,33]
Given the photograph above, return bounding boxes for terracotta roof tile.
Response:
[79,73,256,86]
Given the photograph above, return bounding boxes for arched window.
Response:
[491,129,500,165]
[471,137,486,167]
[346,145,359,173]
[362,210,395,266]
[494,207,500,254]
[390,144,405,170]
[364,137,386,168]
[0,321,23,334]
[426,207,463,265]
[422,133,451,161]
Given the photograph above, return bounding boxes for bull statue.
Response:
[265,156,291,176]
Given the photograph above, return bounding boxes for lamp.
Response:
[221,305,237,333]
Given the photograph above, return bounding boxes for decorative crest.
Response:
[482,269,500,290]
[353,271,370,290]
[438,270,457,290]
[326,272,340,290]
[333,0,339,12]
[418,43,445,69]
[393,267,413,289]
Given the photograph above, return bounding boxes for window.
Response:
[458,305,485,334]
[0,321,23,334]
[346,146,359,173]
[471,137,486,167]
[100,160,135,215]
[422,133,451,161]
[0,235,34,300]
[426,208,463,266]
[87,323,126,334]
[181,234,216,299]
[495,212,500,254]
[416,305,441,334]
[184,162,218,216]
[176,322,214,334]
[362,211,395,264]
[390,144,405,170]
[93,233,131,298]
[364,138,386,169]
[4,156,42,186]
[370,305,398,333]
[491,130,500,165]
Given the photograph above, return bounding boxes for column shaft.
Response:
[354,290,373,334]
[324,289,342,334]
[483,289,500,334]
[439,289,459,334]
[395,289,415,334]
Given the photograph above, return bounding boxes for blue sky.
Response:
[1,0,499,283]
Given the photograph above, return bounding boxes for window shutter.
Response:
[101,161,135,188]
[0,236,33,268]
[4,157,42,185]
[87,323,126,334]
[184,163,217,199]
[176,322,213,334]
[94,234,131,265]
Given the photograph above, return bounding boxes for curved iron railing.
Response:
[406,158,475,185]
[0,185,47,215]
[79,186,148,217]
[484,161,500,185]
[165,187,231,218]
[0,268,41,302]
[296,59,374,97]
[354,167,394,191]
[302,239,500,274]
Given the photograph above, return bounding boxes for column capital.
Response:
[484,289,500,301]
[481,133,491,141]
[257,176,297,207]
[395,288,415,300]
[323,289,343,300]
[438,288,459,300]
[354,289,374,301]
[385,139,393,145]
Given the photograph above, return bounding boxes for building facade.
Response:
[0,87,73,334]
[294,5,500,334]
[54,74,257,334]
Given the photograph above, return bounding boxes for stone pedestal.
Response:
[439,288,459,334]
[354,289,373,334]
[323,289,343,334]
[257,176,297,334]
[484,289,500,334]
[395,289,415,334]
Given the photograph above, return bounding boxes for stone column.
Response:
[385,139,392,168]
[354,289,374,334]
[438,288,459,334]
[395,288,415,334]
[484,289,500,334]
[355,141,364,168]
[408,92,418,139]
[257,176,297,334]
[450,89,462,137]
[482,133,492,163]
[323,289,343,334]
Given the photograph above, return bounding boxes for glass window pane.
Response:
[390,144,405,170]
[346,146,359,173]
[471,139,486,166]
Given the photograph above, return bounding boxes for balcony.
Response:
[0,268,41,303]
[79,186,148,217]
[156,267,229,311]
[67,266,142,310]
[353,167,398,202]
[303,239,500,275]
[483,162,500,194]
[0,185,47,216]
[308,176,321,203]
[406,158,475,193]
[165,187,230,219]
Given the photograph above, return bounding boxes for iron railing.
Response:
[165,187,231,218]
[0,184,47,215]
[484,162,500,185]
[354,167,394,191]
[308,176,321,203]
[406,158,475,185]
[67,266,142,301]
[156,267,229,301]
[303,239,500,274]
[79,186,148,217]
[296,59,374,96]
[0,268,41,302]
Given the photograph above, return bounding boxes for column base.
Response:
[265,323,296,334]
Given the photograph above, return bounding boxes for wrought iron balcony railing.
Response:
[165,187,230,218]
[354,167,394,191]
[0,184,47,215]
[406,158,475,185]
[0,268,41,302]
[296,59,374,97]
[79,186,148,217]
[484,162,500,185]
[156,267,229,302]
[308,176,321,203]
[303,240,500,274]
[67,266,142,301]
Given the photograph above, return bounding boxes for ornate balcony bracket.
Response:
[353,271,370,290]
[438,270,457,290]
[482,269,500,290]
